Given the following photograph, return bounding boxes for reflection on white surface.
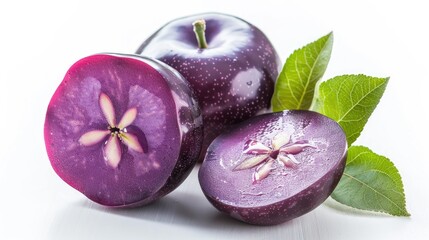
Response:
[46,169,286,240]
[45,168,410,240]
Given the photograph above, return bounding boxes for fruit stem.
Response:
[193,19,208,49]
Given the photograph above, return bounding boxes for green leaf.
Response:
[331,146,409,216]
[272,32,333,111]
[313,74,388,145]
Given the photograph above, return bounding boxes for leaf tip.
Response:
[384,76,390,83]
[325,31,334,44]
[392,208,411,217]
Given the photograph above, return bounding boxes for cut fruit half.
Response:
[44,54,203,207]
[199,110,347,225]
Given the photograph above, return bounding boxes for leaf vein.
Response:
[343,173,407,215]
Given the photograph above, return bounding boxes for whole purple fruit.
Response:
[199,110,347,225]
[136,13,281,161]
[44,54,203,207]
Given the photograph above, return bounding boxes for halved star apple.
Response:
[199,110,347,225]
[44,54,203,207]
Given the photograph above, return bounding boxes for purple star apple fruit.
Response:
[136,13,281,161]
[199,110,347,225]
[44,53,203,207]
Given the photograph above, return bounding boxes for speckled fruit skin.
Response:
[199,111,347,225]
[44,54,203,207]
[136,13,281,161]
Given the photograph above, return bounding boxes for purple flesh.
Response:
[44,54,202,207]
[199,110,347,225]
[136,13,281,161]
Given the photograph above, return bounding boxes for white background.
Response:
[1,0,428,239]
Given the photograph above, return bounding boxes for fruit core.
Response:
[233,131,316,184]
[109,126,121,134]
[78,92,144,169]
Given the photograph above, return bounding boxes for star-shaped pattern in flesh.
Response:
[233,132,315,184]
[79,93,144,168]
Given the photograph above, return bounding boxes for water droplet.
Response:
[246,81,252,86]
[240,190,265,197]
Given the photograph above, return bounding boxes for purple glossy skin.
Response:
[44,54,202,207]
[199,111,347,225]
[136,13,281,161]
